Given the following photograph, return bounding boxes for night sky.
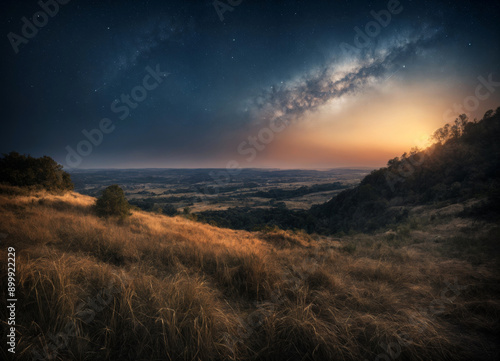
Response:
[1,0,499,169]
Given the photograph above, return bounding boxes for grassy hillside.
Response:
[312,108,500,233]
[1,186,499,360]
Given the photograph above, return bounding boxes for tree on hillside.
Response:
[311,107,500,233]
[95,185,130,218]
[0,151,73,191]
[431,114,470,144]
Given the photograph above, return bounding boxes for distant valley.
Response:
[69,168,372,213]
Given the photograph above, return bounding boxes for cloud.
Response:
[247,27,441,125]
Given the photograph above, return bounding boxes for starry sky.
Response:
[1,0,499,169]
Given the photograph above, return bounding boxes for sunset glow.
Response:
[1,0,499,169]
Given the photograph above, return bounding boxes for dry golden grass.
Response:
[0,187,498,360]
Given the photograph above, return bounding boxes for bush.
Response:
[0,151,73,192]
[95,185,130,218]
[152,204,163,214]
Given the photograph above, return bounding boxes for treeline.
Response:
[132,195,194,204]
[198,206,315,232]
[246,182,347,200]
[311,108,500,233]
[0,152,73,192]
[128,199,179,216]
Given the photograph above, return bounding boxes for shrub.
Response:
[152,204,163,214]
[0,151,73,192]
[95,185,130,218]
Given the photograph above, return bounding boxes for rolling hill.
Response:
[0,184,499,360]
[311,108,500,233]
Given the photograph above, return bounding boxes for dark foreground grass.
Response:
[0,188,499,360]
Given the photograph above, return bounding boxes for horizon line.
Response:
[65,166,377,171]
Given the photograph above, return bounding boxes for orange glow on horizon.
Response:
[263,84,450,168]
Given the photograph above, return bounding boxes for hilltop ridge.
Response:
[312,108,500,233]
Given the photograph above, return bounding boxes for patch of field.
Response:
[284,189,346,209]
[69,168,371,213]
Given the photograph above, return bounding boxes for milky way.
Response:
[1,0,499,168]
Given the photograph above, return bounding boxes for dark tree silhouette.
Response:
[95,185,130,218]
[311,107,500,233]
[0,152,73,191]
[431,114,470,144]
